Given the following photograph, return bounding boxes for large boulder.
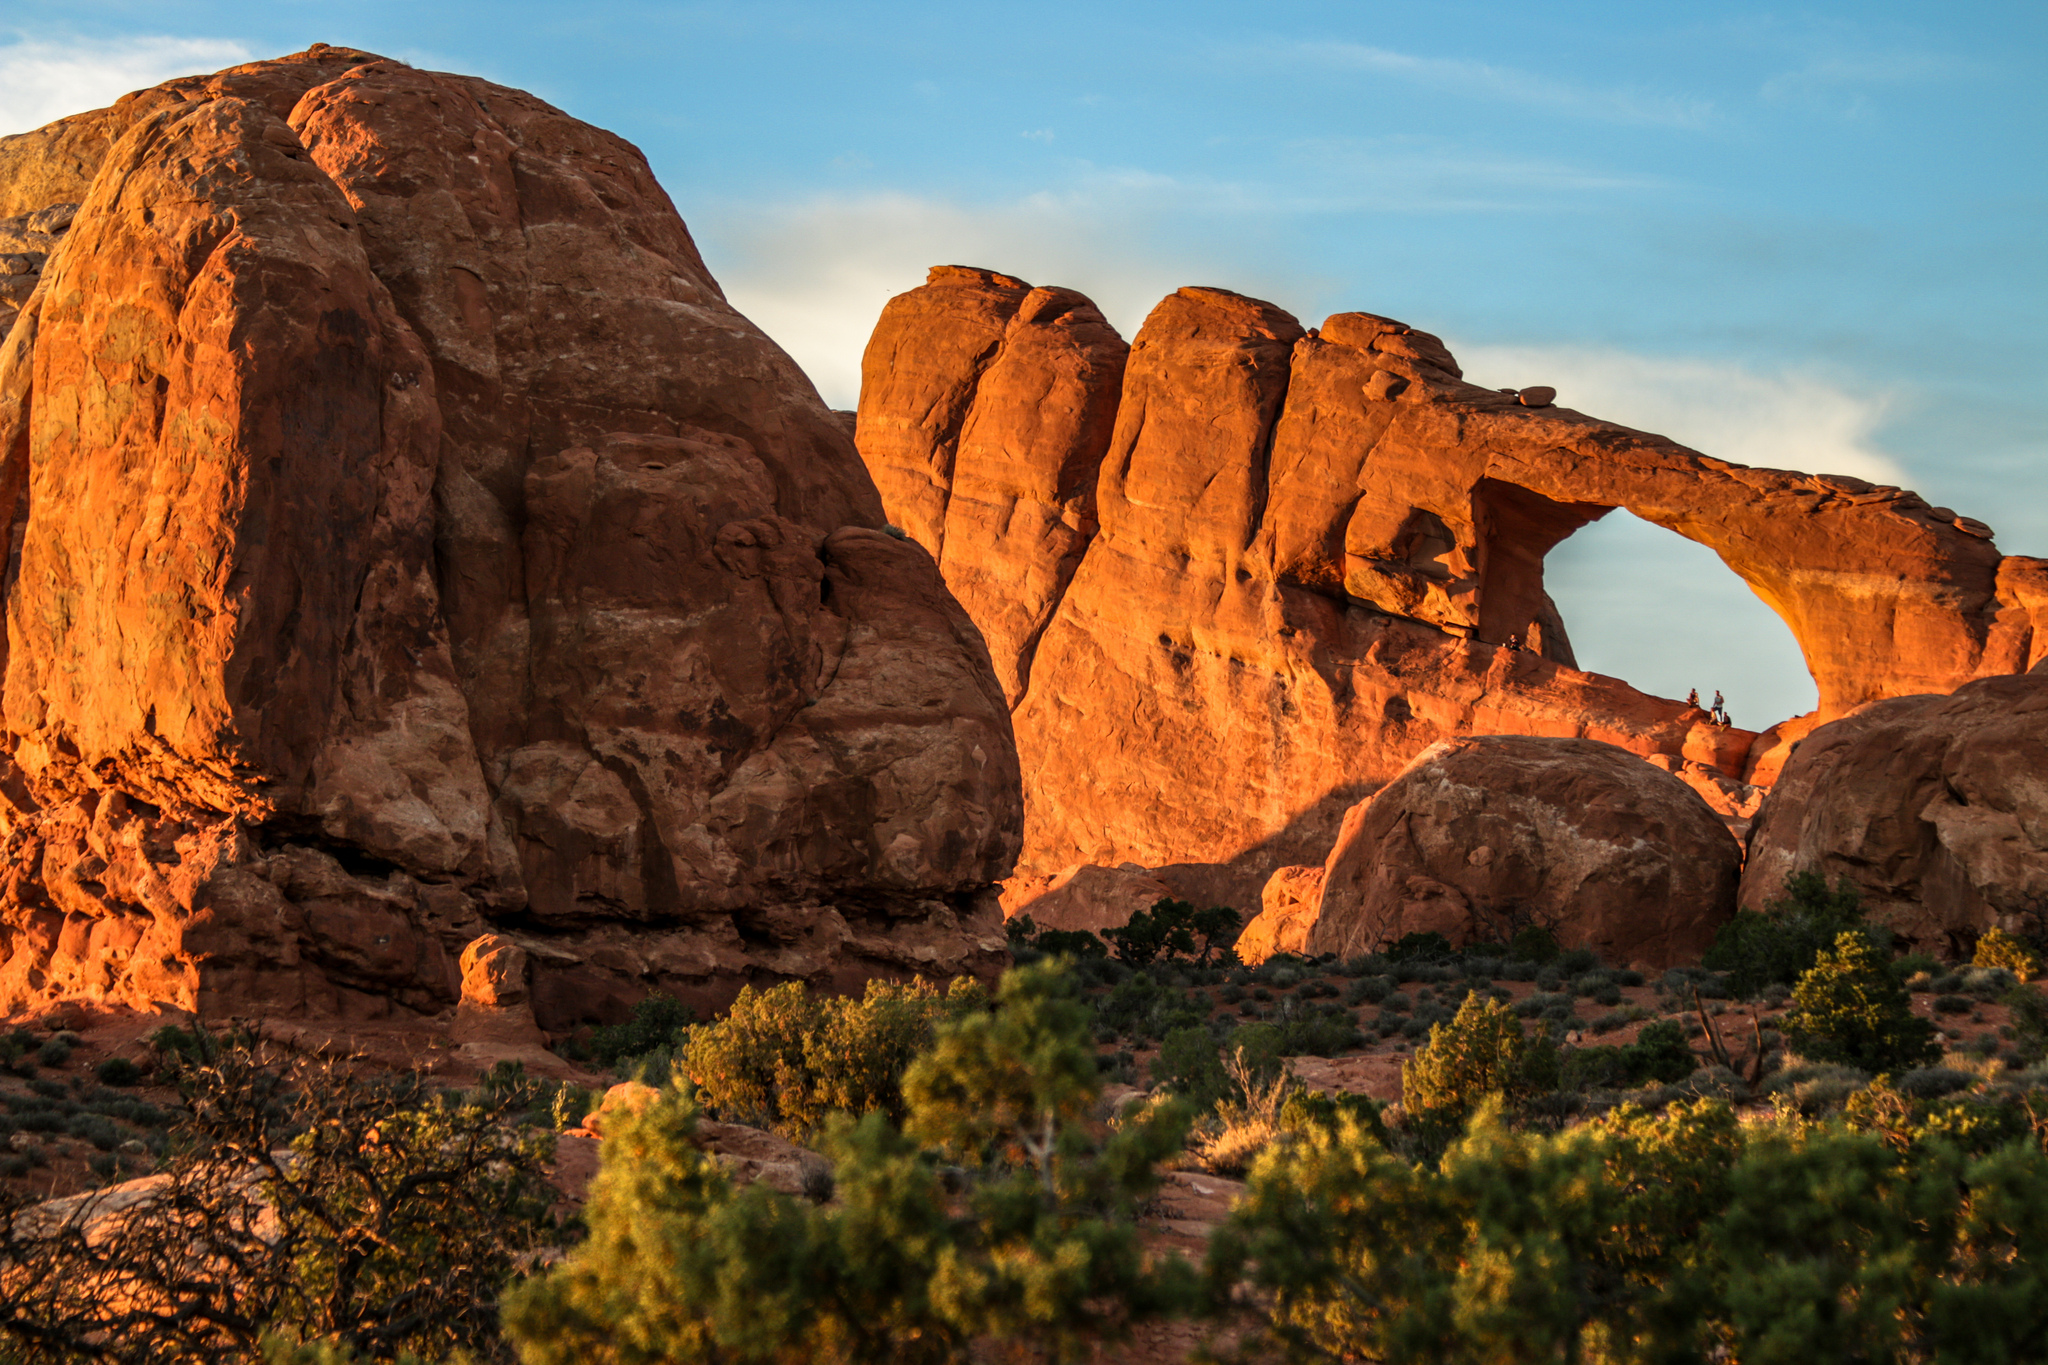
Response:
[1741,669,2048,953]
[0,48,1021,1029]
[859,269,2045,907]
[1000,863,1173,937]
[1303,736,1742,969]
[1234,866,1324,965]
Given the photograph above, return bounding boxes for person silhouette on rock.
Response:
[1687,688,1700,709]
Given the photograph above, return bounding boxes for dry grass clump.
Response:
[1191,1048,1298,1177]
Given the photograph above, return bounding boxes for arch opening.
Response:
[1542,509,1817,731]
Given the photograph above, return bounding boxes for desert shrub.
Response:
[93,1057,146,1088]
[1401,994,1560,1143]
[1265,1000,1364,1057]
[1190,1049,1301,1176]
[505,962,1198,1364]
[1278,1088,1386,1145]
[1783,932,1942,1074]
[586,991,695,1075]
[1935,993,1974,1015]
[1704,871,1879,998]
[1555,946,1601,975]
[1961,966,2019,1000]
[1893,1066,1976,1100]
[1152,1025,1235,1111]
[1563,1020,1698,1092]
[2004,985,2048,1064]
[1386,931,1454,965]
[35,1038,71,1069]
[680,976,985,1139]
[0,1042,553,1365]
[1103,898,1241,966]
[1895,950,1941,983]
[1211,1097,2048,1362]
[1843,1076,2041,1157]
[1337,975,1382,1006]
[1763,1061,1875,1114]
[1974,927,2038,979]
[1092,969,1208,1042]
[1005,914,1111,963]
[1508,925,1561,963]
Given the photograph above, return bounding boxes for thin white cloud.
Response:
[697,156,1667,407]
[0,34,253,135]
[1456,342,1910,485]
[1271,40,1717,128]
[695,184,1319,408]
[1760,49,1977,118]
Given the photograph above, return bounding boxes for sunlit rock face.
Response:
[1742,666,2048,954]
[1306,736,1743,971]
[858,266,2046,915]
[0,48,1022,1028]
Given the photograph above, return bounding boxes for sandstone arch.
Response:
[858,268,2048,903]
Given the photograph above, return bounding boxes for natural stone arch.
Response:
[1542,507,1821,733]
[858,268,2048,900]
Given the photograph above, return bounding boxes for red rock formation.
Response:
[859,271,1126,703]
[997,863,1173,937]
[859,269,2045,910]
[0,49,1021,1030]
[1740,667,2048,953]
[1235,866,1324,965]
[1306,736,1742,969]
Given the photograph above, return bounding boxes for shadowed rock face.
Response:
[0,48,1021,1028]
[1741,666,2048,953]
[858,268,2047,908]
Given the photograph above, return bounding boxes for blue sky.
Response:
[5,1,2043,731]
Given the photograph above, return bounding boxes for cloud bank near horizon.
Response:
[0,35,254,136]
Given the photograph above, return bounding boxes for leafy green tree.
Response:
[1401,991,1560,1143]
[505,962,1199,1364]
[1103,899,1198,965]
[1705,871,1874,998]
[1508,925,1562,963]
[1102,898,1241,965]
[586,991,694,1075]
[1563,1019,1700,1091]
[1782,931,1941,1073]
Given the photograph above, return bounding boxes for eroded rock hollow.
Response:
[857,266,2048,919]
[0,49,1021,1029]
